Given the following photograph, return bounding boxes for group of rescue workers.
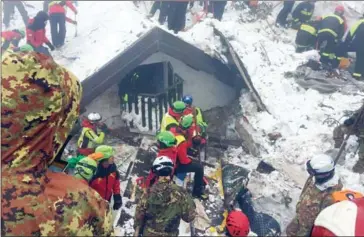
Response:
[2,1,364,237]
[2,1,77,56]
[279,1,364,80]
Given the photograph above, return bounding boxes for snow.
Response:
[6,0,364,235]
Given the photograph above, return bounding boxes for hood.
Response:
[315,172,340,191]
[1,51,82,175]
[168,107,183,121]
[81,118,96,129]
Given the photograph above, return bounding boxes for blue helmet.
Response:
[182,95,193,106]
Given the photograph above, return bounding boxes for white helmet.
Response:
[87,112,102,122]
[152,156,174,176]
[306,154,335,182]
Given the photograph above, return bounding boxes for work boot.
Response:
[353,159,364,174]
[192,187,208,201]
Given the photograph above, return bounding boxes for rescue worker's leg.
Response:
[2,2,15,28]
[353,129,364,174]
[317,32,336,66]
[174,1,188,33]
[213,1,227,21]
[333,124,348,148]
[167,2,177,31]
[353,50,364,80]
[50,14,59,48]
[58,13,67,46]
[14,1,29,27]
[175,161,205,198]
[159,1,169,25]
[149,1,161,17]
[276,1,294,27]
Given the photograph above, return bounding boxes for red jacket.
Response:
[1,31,23,41]
[49,1,77,15]
[26,19,50,47]
[169,127,192,165]
[90,165,121,201]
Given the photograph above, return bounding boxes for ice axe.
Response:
[74,14,78,37]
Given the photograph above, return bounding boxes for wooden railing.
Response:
[123,75,183,132]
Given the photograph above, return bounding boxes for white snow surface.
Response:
[6,0,364,235]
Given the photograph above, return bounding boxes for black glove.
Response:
[98,123,109,133]
[187,147,199,157]
[344,117,355,126]
[113,194,122,210]
[46,42,55,51]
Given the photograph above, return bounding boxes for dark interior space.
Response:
[119,62,165,96]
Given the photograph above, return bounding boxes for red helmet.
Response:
[311,198,364,236]
[226,210,250,237]
[334,5,345,15]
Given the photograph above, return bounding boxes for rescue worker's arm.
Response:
[65,1,78,14]
[112,175,122,210]
[176,141,192,165]
[2,40,11,52]
[133,193,148,229]
[181,194,196,223]
[85,129,105,144]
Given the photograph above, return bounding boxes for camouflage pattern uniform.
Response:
[286,176,343,236]
[333,106,364,173]
[134,178,196,236]
[1,52,113,236]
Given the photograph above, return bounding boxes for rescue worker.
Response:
[182,95,208,131]
[168,1,189,34]
[48,1,78,48]
[276,1,295,28]
[74,156,98,184]
[291,1,315,30]
[295,17,321,53]
[311,197,364,236]
[77,112,108,156]
[286,154,343,236]
[1,29,25,53]
[344,16,364,80]
[169,118,207,200]
[333,104,364,173]
[317,5,346,67]
[89,145,122,210]
[1,51,113,236]
[2,0,29,29]
[160,100,186,132]
[134,156,196,236]
[26,11,55,57]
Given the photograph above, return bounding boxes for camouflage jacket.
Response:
[289,176,343,236]
[1,52,113,236]
[134,178,196,236]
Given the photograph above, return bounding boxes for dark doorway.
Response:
[119,62,165,96]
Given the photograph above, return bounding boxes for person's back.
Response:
[1,51,113,236]
[144,178,196,236]
[134,156,196,236]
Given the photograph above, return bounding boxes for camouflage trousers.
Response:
[333,124,364,160]
[144,227,178,237]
